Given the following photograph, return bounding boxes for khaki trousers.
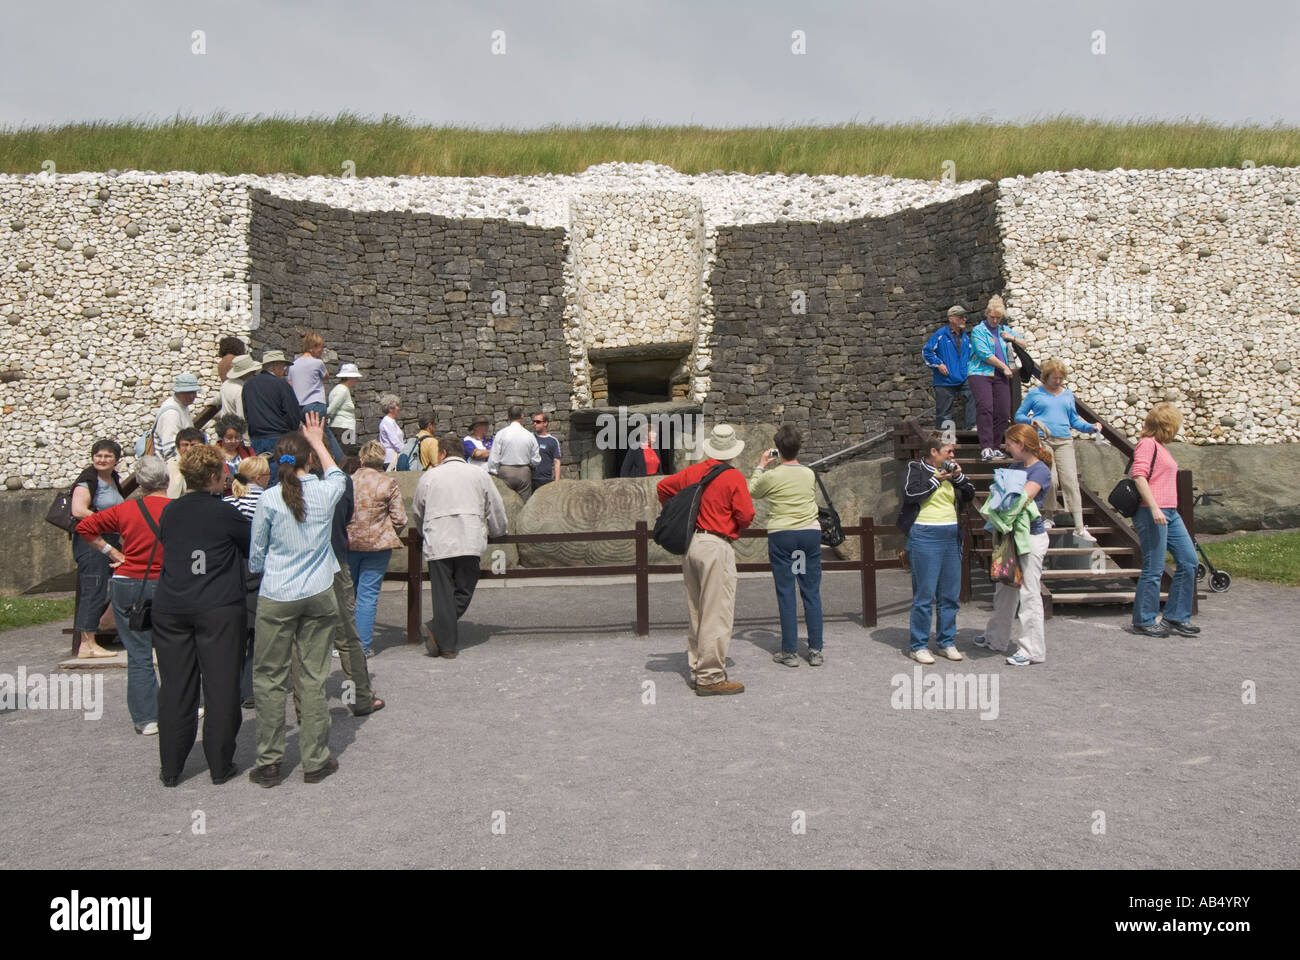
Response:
[985,531,1050,662]
[497,464,533,503]
[254,588,338,770]
[682,532,738,686]
[1044,436,1084,530]
[289,567,375,716]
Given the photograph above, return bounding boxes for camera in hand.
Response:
[941,459,961,475]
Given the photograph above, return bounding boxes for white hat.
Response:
[701,423,745,461]
[227,355,262,379]
[337,363,362,379]
[260,349,288,365]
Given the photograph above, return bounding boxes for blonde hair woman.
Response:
[346,441,407,656]
[968,295,1028,461]
[288,330,343,461]
[1130,403,1198,638]
[1014,358,1101,540]
[973,423,1053,665]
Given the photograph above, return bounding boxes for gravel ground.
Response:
[1,570,1295,869]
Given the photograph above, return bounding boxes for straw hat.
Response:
[227,355,262,379]
[260,349,288,365]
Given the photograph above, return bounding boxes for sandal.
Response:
[77,646,118,659]
[352,697,385,717]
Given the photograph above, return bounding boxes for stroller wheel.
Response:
[1196,562,1207,582]
[1210,571,1231,593]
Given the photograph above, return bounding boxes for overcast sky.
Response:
[3,0,1297,129]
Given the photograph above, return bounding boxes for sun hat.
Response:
[336,362,362,379]
[260,349,288,365]
[701,423,745,461]
[172,373,200,393]
[471,414,491,428]
[227,355,262,379]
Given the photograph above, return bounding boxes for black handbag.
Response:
[45,487,80,534]
[128,499,162,632]
[1107,445,1155,519]
[652,464,732,555]
[814,474,846,548]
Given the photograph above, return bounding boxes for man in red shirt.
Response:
[656,424,756,696]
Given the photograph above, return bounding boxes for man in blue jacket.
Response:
[922,305,976,433]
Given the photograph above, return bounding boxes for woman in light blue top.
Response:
[246,412,347,786]
[1015,358,1100,540]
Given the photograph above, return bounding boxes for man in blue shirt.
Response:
[531,411,562,490]
[922,305,976,434]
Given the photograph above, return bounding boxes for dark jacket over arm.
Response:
[242,372,303,439]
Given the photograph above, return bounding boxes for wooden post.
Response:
[1177,468,1197,614]
[634,521,649,637]
[860,516,876,628]
[406,529,422,644]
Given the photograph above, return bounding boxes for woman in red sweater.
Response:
[77,456,171,735]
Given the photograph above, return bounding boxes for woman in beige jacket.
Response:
[345,441,407,655]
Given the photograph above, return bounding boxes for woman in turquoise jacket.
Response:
[967,295,1027,461]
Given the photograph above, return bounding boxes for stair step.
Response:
[1042,546,1139,555]
[1040,568,1143,579]
[970,525,1122,537]
[1048,591,1151,603]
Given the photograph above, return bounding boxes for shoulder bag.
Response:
[128,499,162,632]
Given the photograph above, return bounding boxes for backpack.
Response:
[652,464,733,556]
[390,435,424,472]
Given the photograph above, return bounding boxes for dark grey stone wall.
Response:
[704,184,1004,454]
[247,191,572,441]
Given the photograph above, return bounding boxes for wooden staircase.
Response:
[892,418,1202,618]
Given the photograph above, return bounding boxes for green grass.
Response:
[1201,532,1300,588]
[0,596,76,631]
[1,114,1298,180]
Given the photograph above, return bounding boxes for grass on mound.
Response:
[1,114,1298,180]
[0,596,76,632]
[1200,532,1300,588]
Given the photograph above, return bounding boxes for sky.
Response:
[2,0,1297,129]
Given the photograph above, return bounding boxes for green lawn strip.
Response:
[1200,532,1300,588]
[2,116,1298,179]
[0,596,76,632]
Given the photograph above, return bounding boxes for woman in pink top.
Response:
[1129,403,1198,638]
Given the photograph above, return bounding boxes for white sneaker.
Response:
[935,645,964,661]
[909,648,936,665]
[1075,527,1097,542]
[1042,518,1055,531]
[332,649,341,658]
[196,707,204,720]
[137,721,159,736]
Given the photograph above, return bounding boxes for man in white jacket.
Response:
[411,433,508,659]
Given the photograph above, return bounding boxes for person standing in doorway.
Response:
[531,412,562,490]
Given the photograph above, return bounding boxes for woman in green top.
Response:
[327,363,362,455]
[749,424,824,667]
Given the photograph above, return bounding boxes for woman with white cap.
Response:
[328,363,362,455]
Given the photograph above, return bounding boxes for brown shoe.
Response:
[303,757,339,784]
[248,763,281,788]
[420,623,440,656]
[439,650,457,659]
[696,680,744,696]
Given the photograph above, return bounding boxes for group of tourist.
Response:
[910,298,1200,664]
[60,301,1204,781]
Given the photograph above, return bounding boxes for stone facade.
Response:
[704,185,1004,447]
[247,190,572,442]
[997,167,1300,443]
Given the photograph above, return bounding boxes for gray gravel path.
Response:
[1,570,1296,869]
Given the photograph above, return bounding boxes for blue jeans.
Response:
[907,523,962,650]
[934,382,977,431]
[72,534,117,631]
[301,402,344,460]
[1133,507,1197,625]
[348,549,391,653]
[108,578,160,726]
[767,529,824,653]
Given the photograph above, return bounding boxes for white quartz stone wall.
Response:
[998,167,1300,444]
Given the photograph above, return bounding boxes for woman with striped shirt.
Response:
[1130,403,1199,638]
[224,455,269,706]
[247,413,347,787]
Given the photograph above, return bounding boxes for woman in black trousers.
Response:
[151,444,252,786]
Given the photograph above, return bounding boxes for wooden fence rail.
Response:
[390,516,904,642]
